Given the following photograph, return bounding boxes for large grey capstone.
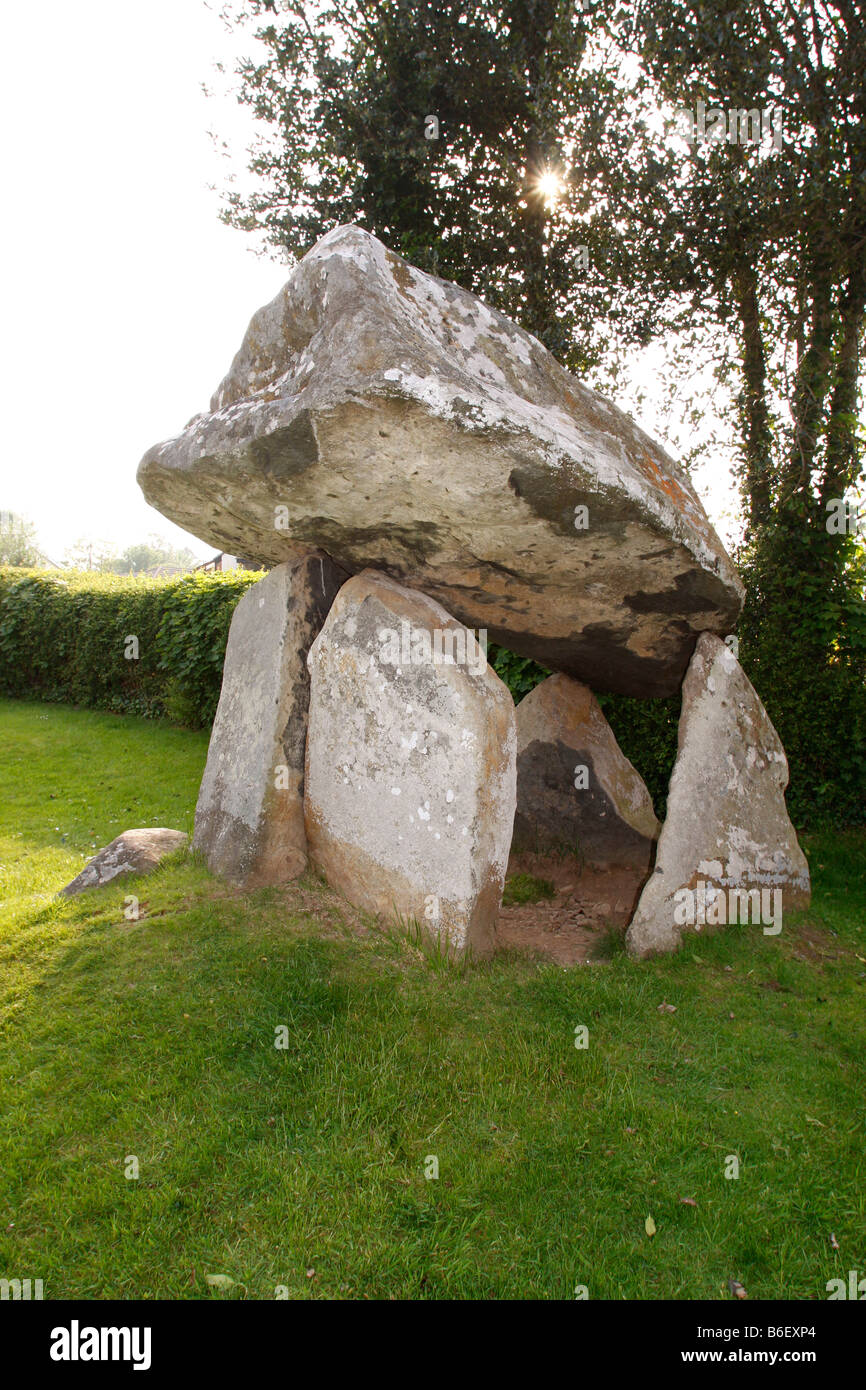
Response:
[625,634,811,957]
[513,673,660,871]
[137,225,743,697]
[194,553,347,886]
[304,569,517,956]
[58,828,188,897]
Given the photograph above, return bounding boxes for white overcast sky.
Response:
[1,0,736,566]
[1,0,284,563]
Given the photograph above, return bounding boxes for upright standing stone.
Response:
[305,570,517,956]
[513,673,660,871]
[626,634,811,957]
[194,553,347,886]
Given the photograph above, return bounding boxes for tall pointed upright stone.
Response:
[304,570,517,956]
[626,634,811,957]
[194,552,347,886]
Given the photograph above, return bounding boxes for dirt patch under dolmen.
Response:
[494,849,651,965]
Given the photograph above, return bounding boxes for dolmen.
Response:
[137,226,809,958]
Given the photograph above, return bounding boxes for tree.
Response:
[593,0,866,536]
[108,537,197,575]
[64,537,119,572]
[218,0,866,820]
[0,511,41,567]
[588,0,866,821]
[62,535,196,574]
[220,0,629,367]
[221,1,865,504]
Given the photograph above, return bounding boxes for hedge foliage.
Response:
[3,564,862,827]
[0,567,262,728]
[734,521,866,829]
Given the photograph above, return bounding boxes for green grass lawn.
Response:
[0,697,864,1300]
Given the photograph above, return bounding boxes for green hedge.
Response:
[734,526,866,829]
[3,565,861,827]
[0,567,263,727]
[0,569,681,807]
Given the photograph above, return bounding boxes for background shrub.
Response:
[0,567,261,727]
[2,567,861,827]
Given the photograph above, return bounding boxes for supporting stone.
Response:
[513,673,660,871]
[626,634,811,958]
[193,552,347,886]
[304,570,516,956]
